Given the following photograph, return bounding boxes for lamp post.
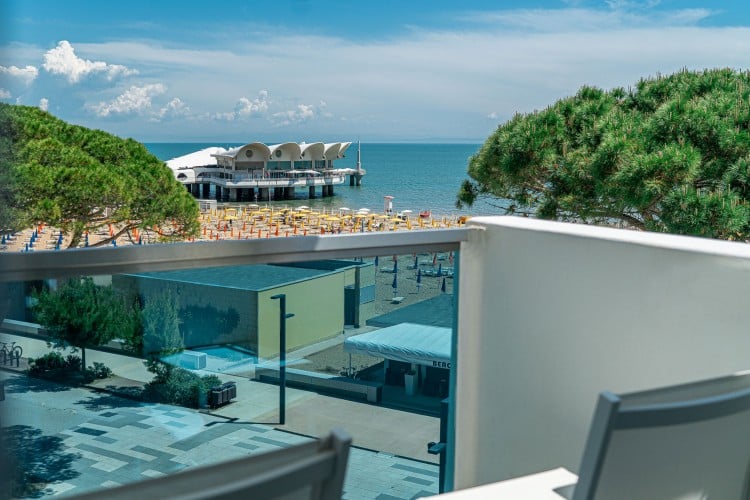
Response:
[271,294,294,425]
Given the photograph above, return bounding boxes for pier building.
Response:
[166,141,366,202]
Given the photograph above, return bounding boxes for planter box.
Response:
[208,381,237,408]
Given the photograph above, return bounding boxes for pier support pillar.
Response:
[355,173,363,186]
[202,183,210,199]
[309,186,316,199]
[284,187,295,200]
[350,175,355,186]
[259,188,270,201]
[274,187,284,199]
[215,186,222,201]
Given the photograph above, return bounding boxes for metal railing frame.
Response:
[0,229,468,282]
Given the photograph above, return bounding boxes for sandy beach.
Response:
[0,203,469,253]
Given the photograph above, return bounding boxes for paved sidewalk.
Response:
[1,371,439,499]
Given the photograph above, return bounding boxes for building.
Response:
[166,141,366,202]
[112,260,375,359]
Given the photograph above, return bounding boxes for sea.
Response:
[145,143,506,218]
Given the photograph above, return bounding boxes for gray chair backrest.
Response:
[74,428,351,500]
[573,372,750,500]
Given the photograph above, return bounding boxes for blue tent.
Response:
[441,277,447,293]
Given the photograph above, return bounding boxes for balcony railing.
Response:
[0,229,467,498]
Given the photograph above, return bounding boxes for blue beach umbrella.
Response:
[374,256,379,267]
[416,269,422,292]
[441,277,447,293]
[393,260,398,274]
[437,263,442,277]
[413,255,418,268]
[392,273,398,294]
[112,240,117,247]
[1,235,5,244]
[138,236,143,245]
[24,243,28,252]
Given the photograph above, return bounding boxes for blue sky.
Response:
[1,0,749,143]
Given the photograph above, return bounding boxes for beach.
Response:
[0,203,469,252]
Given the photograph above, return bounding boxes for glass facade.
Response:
[0,231,464,498]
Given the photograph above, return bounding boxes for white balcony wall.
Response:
[454,217,750,489]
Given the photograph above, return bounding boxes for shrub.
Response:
[88,362,112,379]
[27,352,112,385]
[142,365,222,408]
[27,352,68,376]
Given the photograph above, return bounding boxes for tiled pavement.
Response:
[1,373,439,499]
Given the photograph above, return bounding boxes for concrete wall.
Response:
[454,217,750,489]
[256,272,344,358]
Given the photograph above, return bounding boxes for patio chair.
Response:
[75,428,351,500]
[569,372,750,500]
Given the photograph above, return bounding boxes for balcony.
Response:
[2,217,750,498]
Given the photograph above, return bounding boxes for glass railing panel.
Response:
[0,232,463,498]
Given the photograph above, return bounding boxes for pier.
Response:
[168,141,366,202]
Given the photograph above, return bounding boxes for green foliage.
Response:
[26,352,110,384]
[32,277,138,370]
[459,68,750,240]
[140,287,185,381]
[142,367,222,408]
[0,103,199,247]
[89,361,113,379]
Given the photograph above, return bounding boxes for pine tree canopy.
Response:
[0,103,199,247]
[458,68,750,240]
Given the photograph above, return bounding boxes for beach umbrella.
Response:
[432,253,437,266]
[413,255,418,268]
[112,240,117,247]
[441,277,447,293]
[416,269,422,293]
[138,236,143,245]
[392,273,398,295]
[437,263,442,277]
[393,260,398,274]
[374,256,379,267]
[24,243,28,252]
[1,235,5,244]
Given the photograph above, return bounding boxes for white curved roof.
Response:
[344,323,451,367]
[166,147,226,170]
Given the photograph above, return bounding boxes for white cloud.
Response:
[0,65,39,85]
[0,89,10,99]
[461,5,712,32]
[39,98,49,111]
[213,90,270,121]
[487,112,498,120]
[93,83,166,117]
[271,103,318,126]
[155,97,190,119]
[43,40,138,83]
